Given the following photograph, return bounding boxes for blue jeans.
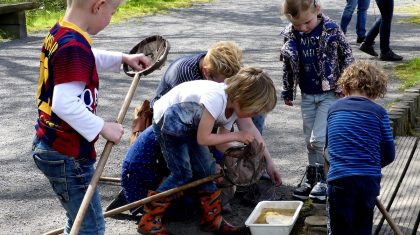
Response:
[252,114,265,134]
[364,0,394,53]
[327,176,380,235]
[340,0,371,38]
[153,123,217,193]
[32,137,105,235]
[301,92,337,165]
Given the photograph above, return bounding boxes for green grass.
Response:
[1,0,211,38]
[395,3,420,24]
[394,58,420,91]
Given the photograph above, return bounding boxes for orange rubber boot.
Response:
[137,191,172,235]
[199,190,243,234]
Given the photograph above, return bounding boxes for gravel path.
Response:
[0,0,419,234]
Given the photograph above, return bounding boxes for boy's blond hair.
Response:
[225,67,277,114]
[339,62,388,99]
[282,0,317,21]
[203,41,242,79]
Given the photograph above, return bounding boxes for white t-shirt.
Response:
[153,80,237,131]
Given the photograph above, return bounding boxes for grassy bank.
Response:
[395,58,420,90]
[1,0,210,35]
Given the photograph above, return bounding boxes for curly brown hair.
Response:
[338,62,388,99]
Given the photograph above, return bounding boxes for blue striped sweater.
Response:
[326,96,395,182]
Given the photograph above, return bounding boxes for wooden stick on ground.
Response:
[69,72,143,235]
[42,173,223,235]
[99,176,121,183]
[375,198,403,235]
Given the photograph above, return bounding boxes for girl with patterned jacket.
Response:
[280,0,354,203]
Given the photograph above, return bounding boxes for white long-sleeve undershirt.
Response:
[51,49,123,142]
[52,81,104,142]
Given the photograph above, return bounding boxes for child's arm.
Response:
[92,48,150,73]
[336,30,355,91]
[380,114,396,167]
[52,81,124,144]
[280,49,294,106]
[197,108,254,146]
[236,118,282,186]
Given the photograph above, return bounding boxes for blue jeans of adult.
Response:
[340,0,371,38]
[364,0,394,53]
[301,91,337,166]
[153,123,217,193]
[327,176,380,235]
[32,136,105,235]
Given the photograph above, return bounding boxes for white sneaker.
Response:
[309,181,327,202]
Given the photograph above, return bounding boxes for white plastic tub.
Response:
[244,201,303,235]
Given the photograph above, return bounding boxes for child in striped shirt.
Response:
[326,62,395,234]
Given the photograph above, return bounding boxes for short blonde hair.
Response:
[339,62,388,99]
[282,0,317,21]
[225,67,277,114]
[203,41,242,78]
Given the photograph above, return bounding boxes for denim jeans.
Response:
[340,0,371,38]
[327,176,380,235]
[251,114,266,134]
[32,137,105,235]
[301,92,337,165]
[153,123,217,193]
[364,0,394,53]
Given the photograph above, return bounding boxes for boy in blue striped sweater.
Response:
[326,62,395,235]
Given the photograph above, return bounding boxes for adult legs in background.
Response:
[360,0,402,60]
[341,0,357,34]
[355,0,370,40]
[340,0,370,41]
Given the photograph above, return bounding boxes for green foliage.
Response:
[394,58,420,90]
[1,0,66,11]
[1,0,210,34]
[395,3,420,25]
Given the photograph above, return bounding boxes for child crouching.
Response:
[138,67,277,234]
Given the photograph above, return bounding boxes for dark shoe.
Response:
[380,50,403,61]
[292,165,317,200]
[359,42,378,56]
[356,36,365,44]
[292,182,312,200]
[106,190,128,212]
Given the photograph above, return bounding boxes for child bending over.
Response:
[138,67,277,234]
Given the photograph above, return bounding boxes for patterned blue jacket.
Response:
[280,14,354,100]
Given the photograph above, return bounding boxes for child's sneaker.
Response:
[292,165,317,200]
[309,181,327,203]
[292,182,313,200]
